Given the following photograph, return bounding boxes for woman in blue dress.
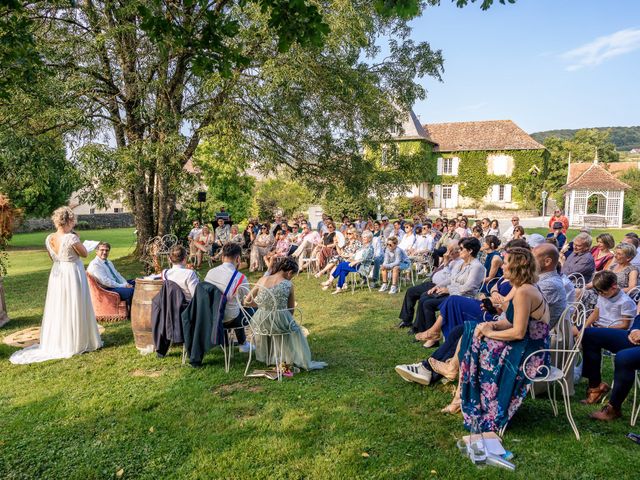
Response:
[457,247,550,432]
[480,235,503,295]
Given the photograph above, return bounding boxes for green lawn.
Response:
[0,228,637,479]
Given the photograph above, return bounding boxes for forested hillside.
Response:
[531,126,640,151]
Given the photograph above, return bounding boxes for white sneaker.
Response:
[389,285,398,295]
[379,283,388,292]
[394,363,432,385]
[239,342,255,353]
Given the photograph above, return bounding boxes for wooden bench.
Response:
[582,215,607,228]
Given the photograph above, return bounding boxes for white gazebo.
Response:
[564,159,630,228]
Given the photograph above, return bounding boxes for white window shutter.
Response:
[437,157,443,175]
[491,185,499,202]
[451,184,459,207]
[452,157,460,176]
[504,184,512,202]
[433,185,441,207]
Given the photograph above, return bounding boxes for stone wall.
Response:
[15,213,135,233]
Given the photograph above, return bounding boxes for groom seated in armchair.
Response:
[87,242,136,306]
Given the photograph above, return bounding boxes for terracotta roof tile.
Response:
[565,162,631,190]
[422,120,544,152]
[567,161,639,183]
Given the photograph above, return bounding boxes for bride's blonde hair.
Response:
[51,206,76,229]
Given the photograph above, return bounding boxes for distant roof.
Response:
[567,161,639,184]
[392,110,435,142]
[565,162,631,191]
[422,120,544,152]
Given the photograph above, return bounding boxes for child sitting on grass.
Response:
[584,270,637,330]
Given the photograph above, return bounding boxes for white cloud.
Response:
[561,27,640,71]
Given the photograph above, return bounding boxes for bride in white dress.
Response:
[10,207,102,364]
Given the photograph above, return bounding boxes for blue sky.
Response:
[406,0,640,132]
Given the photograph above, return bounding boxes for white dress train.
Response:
[9,233,102,364]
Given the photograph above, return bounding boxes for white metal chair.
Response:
[631,371,640,426]
[567,272,586,289]
[398,260,415,292]
[516,302,587,440]
[347,258,374,294]
[240,283,301,381]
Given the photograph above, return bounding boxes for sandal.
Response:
[440,400,461,414]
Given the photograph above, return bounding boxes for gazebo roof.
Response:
[565,161,631,191]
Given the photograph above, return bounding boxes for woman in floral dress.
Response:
[456,247,550,432]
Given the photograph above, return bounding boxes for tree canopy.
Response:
[0,0,512,249]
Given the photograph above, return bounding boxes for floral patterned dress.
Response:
[459,298,550,432]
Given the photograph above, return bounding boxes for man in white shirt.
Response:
[204,243,253,352]
[502,216,520,243]
[381,216,393,240]
[291,224,321,258]
[188,221,202,243]
[87,242,135,305]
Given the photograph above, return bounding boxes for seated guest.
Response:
[546,221,567,249]
[371,221,386,287]
[580,312,640,421]
[315,227,361,278]
[454,218,470,238]
[512,225,525,240]
[193,225,214,268]
[488,219,500,237]
[580,243,638,310]
[407,225,433,258]
[455,247,550,427]
[395,240,565,387]
[480,235,503,294]
[396,241,462,328]
[412,237,484,342]
[187,220,202,247]
[321,230,374,294]
[562,232,595,284]
[314,221,339,271]
[161,246,199,301]
[228,225,244,246]
[378,236,411,295]
[212,218,231,258]
[622,233,640,269]
[339,216,350,233]
[248,257,327,370]
[432,220,461,266]
[292,224,321,260]
[264,230,291,270]
[87,242,135,306]
[249,224,274,272]
[243,221,256,249]
[583,270,637,330]
[480,218,491,237]
[389,220,404,241]
[398,222,416,252]
[204,243,253,353]
[502,216,520,243]
[591,233,615,272]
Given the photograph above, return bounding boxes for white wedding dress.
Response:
[10,233,102,364]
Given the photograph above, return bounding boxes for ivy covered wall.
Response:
[366,140,437,185]
[434,149,547,208]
